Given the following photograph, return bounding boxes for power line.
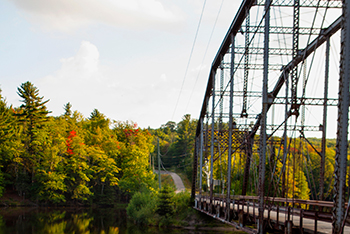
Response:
[171,0,207,120]
[185,0,225,113]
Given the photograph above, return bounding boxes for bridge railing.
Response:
[196,192,350,229]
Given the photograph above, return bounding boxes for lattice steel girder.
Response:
[271,97,338,106]
[203,130,246,151]
[234,47,293,55]
[235,123,321,131]
[222,62,284,70]
[256,0,342,8]
[290,0,300,114]
[211,112,259,119]
[214,90,262,97]
[241,25,321,35]
[242,11,250,118]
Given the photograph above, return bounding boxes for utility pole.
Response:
[158,138,161,189]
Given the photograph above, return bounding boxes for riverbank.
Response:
[0,188,37,207]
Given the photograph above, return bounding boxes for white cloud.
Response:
[10,0,184,32]
[39,41,116,116]
[37,41,181,127]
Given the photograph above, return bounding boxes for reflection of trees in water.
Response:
[0,208,124,234]
[0,208,217,234]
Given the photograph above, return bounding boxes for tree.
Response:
[17,81,50,152]
[156,185,174,216]
[113,121,155,195]
[10,82,51,199]
[63,102,72,118]
[16,82,50,182]
[84,109,120,201]
[0,89,13,197]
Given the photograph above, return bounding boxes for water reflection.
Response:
[0,207,224,234]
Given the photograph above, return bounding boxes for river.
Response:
[0,207,232,234]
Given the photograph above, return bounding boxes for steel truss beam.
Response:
[256,0,342,8]
[234,47,293,55]
[272,97,338,106]
[214,90,262,97]
[222,62,284,70]
[242,25,321,35]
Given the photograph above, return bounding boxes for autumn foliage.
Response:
[0,82,155,205]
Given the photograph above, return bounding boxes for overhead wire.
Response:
[185,0,225,113]
[172,0,207,121]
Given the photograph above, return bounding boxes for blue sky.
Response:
[0,0,240,128]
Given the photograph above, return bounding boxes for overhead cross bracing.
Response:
[191,0,350,233]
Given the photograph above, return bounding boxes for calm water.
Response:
[0,207,226,234]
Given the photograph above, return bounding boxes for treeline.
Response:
[0,81,155,205]
[148,114,197,181]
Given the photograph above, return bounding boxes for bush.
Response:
[172,191,191,214]
[126,191,157,225]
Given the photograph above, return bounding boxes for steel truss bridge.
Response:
[190,0,350,233]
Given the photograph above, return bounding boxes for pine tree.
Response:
[16,81,50,183]
[156,185,174,216]
[63,102,72,118]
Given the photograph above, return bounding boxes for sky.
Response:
[0,0,240,129]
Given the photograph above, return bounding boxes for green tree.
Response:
[127,190,157,225]
[16,81,50,186]
[0,89,15,197]
[113,121,155,195]
[63,102,72,118]
[156,185,174,216]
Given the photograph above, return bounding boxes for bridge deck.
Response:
[195,196,350,233]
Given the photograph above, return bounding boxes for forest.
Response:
[0,81,343,206]
[0,81,200,206]
[0,81,157,205]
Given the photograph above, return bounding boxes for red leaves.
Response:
[66,130,77,155]
[123,128,140,138]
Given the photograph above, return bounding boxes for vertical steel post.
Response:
[220,64,224,130]
[333,0,350,233]
[258,0,270,232]
[219,63,224,194]
[226,34,235,221]
[283,72,289,198]
[242,11,250,118]
[209,70,216,213]
[199,118,204,203]
[320,37,330,201]
[191,136,199,199]
[242,136,253,196]
[291,0,300,116]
